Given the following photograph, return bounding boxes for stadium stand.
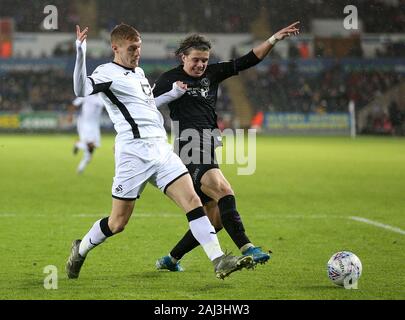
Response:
[0,0,404,134]
[243,63,403,114]
[3,0,405,34]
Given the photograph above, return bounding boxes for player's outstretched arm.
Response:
[253,21,300,60]
[73,25,93,97]
[154,81,188,108]
[232,21,300,74]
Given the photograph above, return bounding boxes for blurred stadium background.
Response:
[1,0,404,136]
[1,0,405,301]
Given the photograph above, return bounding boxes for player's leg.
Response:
[67,139,146,279]
[74,120,85,154]
[77,142,95,174]
[155,159,219,270]
[73,139,87,153]
[200,169,270,264]
[165,174,223,259]
[205,200,223,229]
[164,174,253,279]
[66,198,135,279]
[161,201,221,264]
[73,140,80,155]
[157,200,223,271]
[79,198,135,255]
[155,160,223,270]
[154,141,253,278]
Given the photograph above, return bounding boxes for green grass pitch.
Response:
[0,134,404,300]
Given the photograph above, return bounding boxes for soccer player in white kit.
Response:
[66,23,254,280]
[72,93,104,174]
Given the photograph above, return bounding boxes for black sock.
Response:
[218,195,250,249]
[170,227,223,261]
[100,217,114,237]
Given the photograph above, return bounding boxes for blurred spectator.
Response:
[298,42,310,59]
[388,100,404,135]
[288,44,300,59]
[250,110,264,131]
[347,36,364,58]
[314,41,325,58]
[0,69,74,112]
[242,60,403,117]
[372,112,393,135]
[377,41,405,58]
[53,41,75,57]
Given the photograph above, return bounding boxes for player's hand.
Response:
[273,21,300,41]
[76,25,89,43]
[175,81,188,91]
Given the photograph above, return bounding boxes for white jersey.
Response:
[88,62,166,141]
[73,94,104,146]
[73,94,104,126]
[73,40,189,199]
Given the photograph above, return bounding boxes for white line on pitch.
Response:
[349,216,405,235]
[269,214,344,219]
[0,213,46,217]
[72,213,345,219]
[0,213,16,217]
[72,213,177,218]
[72,214,109,217]
[1,213,345,219]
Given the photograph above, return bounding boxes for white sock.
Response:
[79,219,107,257]
[77,149,92,173]
[189,215,224,261]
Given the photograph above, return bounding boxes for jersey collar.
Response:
[112,61,135,72]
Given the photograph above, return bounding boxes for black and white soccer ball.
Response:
[327,251,362,287]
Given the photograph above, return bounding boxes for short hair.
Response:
[175,34,211,56]
[110,23,140,44]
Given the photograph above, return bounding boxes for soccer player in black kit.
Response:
[153,22,300,272]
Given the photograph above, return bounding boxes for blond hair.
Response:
[110,23,140,44]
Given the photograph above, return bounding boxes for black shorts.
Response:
[177,138,219,205]
[186,162,219,204]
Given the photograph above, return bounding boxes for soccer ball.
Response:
[327,251,362,288]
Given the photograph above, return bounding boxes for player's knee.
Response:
[205,180,234,198]
[177,190,202,213]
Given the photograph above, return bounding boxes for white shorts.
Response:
[112,137,189,200]
[78,121,101,147]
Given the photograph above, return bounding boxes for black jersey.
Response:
[153,61,238,134]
